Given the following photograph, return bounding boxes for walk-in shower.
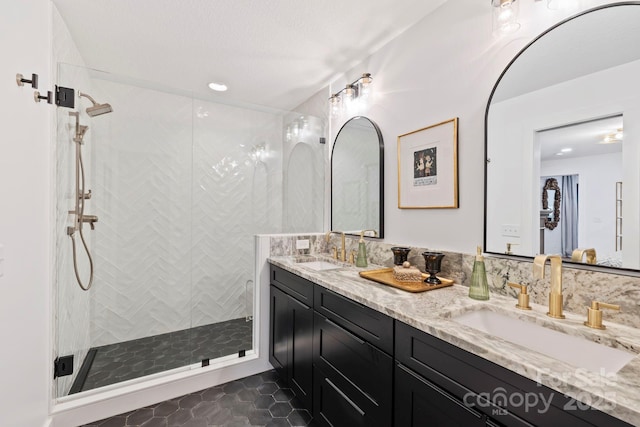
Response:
[54,63,325,398]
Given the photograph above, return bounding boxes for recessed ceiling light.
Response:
[208,82,228,92]
[555,152,564,156]
[560,148,572,153]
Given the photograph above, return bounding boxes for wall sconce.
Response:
[285,115,310,143]
[329,73,373,117]
[492,0,521,35]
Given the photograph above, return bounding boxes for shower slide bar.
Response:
[67,111,96,291]
[66,91,113,291]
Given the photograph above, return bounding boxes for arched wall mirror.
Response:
[331,116,384,237]
[485,2,640,271]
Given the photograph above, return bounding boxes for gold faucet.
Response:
[584,300,620,330]
[325,230,346,262]
[571,248,597,264]
[508,282,532,310]
[533,254,565,319]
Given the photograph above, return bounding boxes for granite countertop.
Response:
[268,255,640,426]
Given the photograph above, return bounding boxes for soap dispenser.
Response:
[355,231,368,267]
[469,246,490,300]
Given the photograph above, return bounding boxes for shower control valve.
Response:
[82,215,99,230]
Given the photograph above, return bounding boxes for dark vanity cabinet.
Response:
[312,286,394,427]
[269,265,394,426]
[269,266,314,410]
[395,321,632,427]
[269,265,632,427]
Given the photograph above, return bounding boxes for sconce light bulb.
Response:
[498,7,514,21]
[343,84,356,101]
[493,0,520,35]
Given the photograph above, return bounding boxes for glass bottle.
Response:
[469,246,490,300]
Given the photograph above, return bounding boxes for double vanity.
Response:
[268,255,640,427]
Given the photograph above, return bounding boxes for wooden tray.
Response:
[359,268,454,293]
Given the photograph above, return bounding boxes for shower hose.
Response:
[70,139,94,291]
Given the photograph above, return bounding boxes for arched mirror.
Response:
[485,2,640,271]
[331,116,384,237]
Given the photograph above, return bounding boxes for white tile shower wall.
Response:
[283,139,325,233]
[87,82,287,345]
[284,91,328,234]
[191,99,284,328]
[53,6,93,396]
[89,79,193,347]
[282,110,327,233]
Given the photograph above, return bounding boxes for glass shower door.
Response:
[55,63,195,396]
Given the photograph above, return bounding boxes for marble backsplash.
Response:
[267,233,640,329]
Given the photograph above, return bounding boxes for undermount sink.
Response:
[293,257,348,271]
[452,309,636,374]
[298,261,344,271]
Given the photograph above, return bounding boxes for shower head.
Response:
[78,91,113,117]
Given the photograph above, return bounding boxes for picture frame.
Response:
[397,118,459,209]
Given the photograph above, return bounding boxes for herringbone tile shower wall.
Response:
[87,81,286,347]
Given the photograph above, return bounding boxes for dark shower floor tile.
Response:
[81,370,315,427]
[78,318,253,392]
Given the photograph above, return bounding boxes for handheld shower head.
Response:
[78,91,113,117]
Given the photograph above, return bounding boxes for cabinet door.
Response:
[269,285,289,377]
[289,293,313,410]
[269,284,314,411]
[395,363,486,427]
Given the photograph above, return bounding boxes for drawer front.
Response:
[395,362,485,427]
[270,265,313,304]
[313,312,393,426]
[395,321,632,427]
[314,365,391,427]
[314,285,393,354]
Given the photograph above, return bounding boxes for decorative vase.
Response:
[422,252,445,285]
[391,247,412,266]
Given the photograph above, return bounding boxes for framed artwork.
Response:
[397,118,458,209]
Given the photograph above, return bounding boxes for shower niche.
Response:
[54,63,324,398]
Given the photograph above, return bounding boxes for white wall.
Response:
[320,0,613,252]
[0,1,52,426]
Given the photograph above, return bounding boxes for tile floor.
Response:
[76,318,253,393]
[81,370,315,427]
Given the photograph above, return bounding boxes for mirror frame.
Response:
[541,178,561,231]
[331,116,385,238]
[483,1,640,274]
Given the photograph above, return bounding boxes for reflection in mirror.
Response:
[485,2,640,271]
[331,116,384,237]
[285,142,324,233]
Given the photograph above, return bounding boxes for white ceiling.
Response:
[52,0,448,111]
[539,115,623,161]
